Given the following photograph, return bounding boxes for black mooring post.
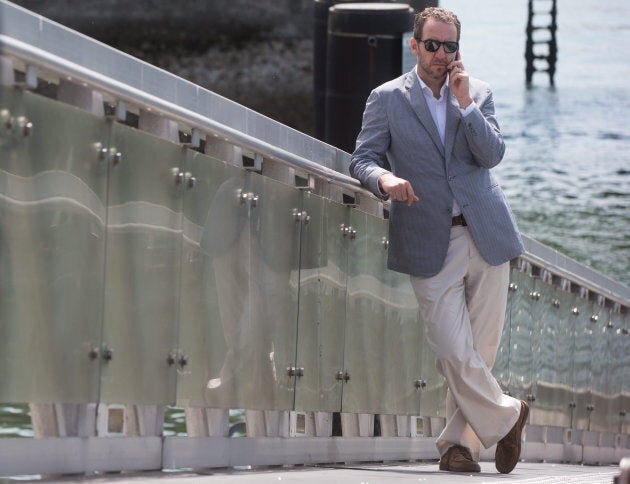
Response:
[525,0,557,87]
[324,3,414,153]
[525,0,535,86]
[314,0,438,143]
[548,0,557,86]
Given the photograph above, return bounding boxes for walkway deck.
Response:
[25,462,622,484]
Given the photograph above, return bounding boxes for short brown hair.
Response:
[414,7,461,41]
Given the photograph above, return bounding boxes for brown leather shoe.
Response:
[439,445,481,473]
[495,400,530,473]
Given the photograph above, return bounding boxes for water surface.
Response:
[443,0,630,286]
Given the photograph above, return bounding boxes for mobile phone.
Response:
[448,51,460,73]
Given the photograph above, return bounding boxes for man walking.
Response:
[350,7,529,474]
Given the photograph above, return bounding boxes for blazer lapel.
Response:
[403,70,444,157]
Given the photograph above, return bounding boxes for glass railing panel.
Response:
[606,310,624,434]
[243,172,302,410]
[506,268,535,400]
[0,87,106,403]
[588,306,614,432]
[342,211,422,415]
[99,123,184,405]
[571,295,593,430]
[175,152,247,407]
[622,312,630,435]
[379,253,423,417]
[610,311,629,435]
[493,272,514,395]
[550,287,580,427]
[294,194,347,412]
[529,278,573,428]
[417,310,447,419]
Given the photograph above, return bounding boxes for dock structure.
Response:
[0,0,628,479]
[526,0,558,86]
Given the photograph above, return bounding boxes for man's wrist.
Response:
[458,97,473,109]
[459,100,476,116]
[377,173,390,198]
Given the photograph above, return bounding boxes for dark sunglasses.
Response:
[417,38,459,54]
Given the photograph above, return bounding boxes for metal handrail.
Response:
[0,34,364,195]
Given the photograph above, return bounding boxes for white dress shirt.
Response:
[415,69,475,216]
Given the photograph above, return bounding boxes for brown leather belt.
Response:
[452,214,467,227]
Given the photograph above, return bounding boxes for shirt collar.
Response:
[415,67,449,101]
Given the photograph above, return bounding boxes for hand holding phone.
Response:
[448,50,461,73]
[449,51,473,108]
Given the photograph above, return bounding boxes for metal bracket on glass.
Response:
[552,298,560,308]
[167,350,178,366]
[15,116,33,137]
[2,113,33,137]
[172,168,184,186]
[111,150,123,166]
[568,402,577,409]
[88,346,100,360]
[586,404,595,412]
[526,394,536,402]
[184,172,197,189]
[590,314,599,323]
[237,189,259,207]
[508,283,518,292]
[529,291,541,300]
[341,224,356,240]
[99,147,122,166]
[335,370,351,382]
[1,109,12,131]
[287,367,305,377]
[382,237,389,249]
[102,345,114,362]
[414,379,427,389]
[293,210,310,225]
[178,353,189,369]
[96,144,109,163]
[571,307,580,316]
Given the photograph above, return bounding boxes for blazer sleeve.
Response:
[349,89,392,199]
[461,86,506,169]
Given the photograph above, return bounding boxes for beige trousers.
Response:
[410,226,521,460]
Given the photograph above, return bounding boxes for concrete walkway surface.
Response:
[18,462,623,484]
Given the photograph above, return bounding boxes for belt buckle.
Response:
[452,214,466,227]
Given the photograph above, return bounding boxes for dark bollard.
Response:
[324,3,414,153]
[313,0,357,141]
[314,0,405,141]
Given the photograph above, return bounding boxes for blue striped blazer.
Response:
[350,69,524,277]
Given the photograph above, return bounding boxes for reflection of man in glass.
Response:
[350,7,528,474]
[200,176,298,408]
